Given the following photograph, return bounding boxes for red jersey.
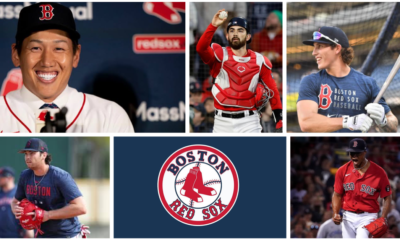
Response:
[196,24,282,112]
[334,160,392,213]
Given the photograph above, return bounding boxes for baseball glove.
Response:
[363,217,388,238]
[19,199,44,237]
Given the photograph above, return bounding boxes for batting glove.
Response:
[342,114,373,132]
[365,103,387,127]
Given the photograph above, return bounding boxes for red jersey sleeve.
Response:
[378,170,392,198]
[196,24,219,67]
[334,167,344,195]
[259,57,282,110]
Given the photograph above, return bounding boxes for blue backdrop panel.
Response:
[114,137,286,238]
[0,2,185,132]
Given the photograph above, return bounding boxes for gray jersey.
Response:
[317,219,342,238]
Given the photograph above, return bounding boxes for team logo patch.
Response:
[158,145,239,226]
[353,141,358,147]
[237,66,245,73]
[386,185,390,192]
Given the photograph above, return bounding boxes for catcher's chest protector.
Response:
[212,47,264,109]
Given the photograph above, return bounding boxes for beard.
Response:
[265,24,278,31]
[228,37,247,50]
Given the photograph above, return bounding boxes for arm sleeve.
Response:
[371,79,391,114]
[260,62,282,110]
[56,171,83,203]
[14,174,26,201]
[333,168,344,195]
[297,74,319,104]
[196,23,218,67]
[379,171,392,199]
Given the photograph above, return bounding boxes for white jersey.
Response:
[0,85,134,133]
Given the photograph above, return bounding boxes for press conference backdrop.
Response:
[0,2,185,132]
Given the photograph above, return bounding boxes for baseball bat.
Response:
[373,54,400,103]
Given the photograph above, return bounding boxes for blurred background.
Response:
[0,2,185,132]
[189,2,282,132]
[0,137,110,238]
[290,137,400,238]
[287,2,400,132]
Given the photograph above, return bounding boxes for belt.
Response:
[346,210,365,214]
[215,110,254,119]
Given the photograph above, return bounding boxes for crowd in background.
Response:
[291,137,400,238]
[189,3,282,132]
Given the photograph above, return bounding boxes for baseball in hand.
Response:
[219,11,227,19]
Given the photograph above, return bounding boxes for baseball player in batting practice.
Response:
[297,26,398,132]
[196,9,283,133]
[0,2,134,133]
[332,138,392,238]
[11,138,90,238]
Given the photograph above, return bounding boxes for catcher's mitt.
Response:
[363,217,388,238]
[19,199,44,237]
[255,81,273,113]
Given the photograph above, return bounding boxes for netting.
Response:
[287,2,400,132]
[190,2,282,132]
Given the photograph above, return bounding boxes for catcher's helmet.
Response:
[226,17,251,43]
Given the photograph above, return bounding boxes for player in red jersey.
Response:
[196,9,283,133]
[332,138,392,238]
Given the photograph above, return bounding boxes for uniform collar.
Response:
[20,85,73,111]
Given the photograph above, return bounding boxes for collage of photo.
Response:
[0,1,400,239]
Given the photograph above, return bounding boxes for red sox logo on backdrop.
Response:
[318,84,333,110]
[39,4,55,20]
[143,2,185,24]
[158,145,239,226]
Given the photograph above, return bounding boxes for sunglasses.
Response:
[313,31,339,45]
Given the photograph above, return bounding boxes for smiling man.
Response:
[332,138,392,238]
[0,2,134,133]
[297,26,398,132]
[196,9,283,133]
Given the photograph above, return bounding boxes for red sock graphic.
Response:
[180,168,203,203]
[193,167,217,196]
[143,2,182,24]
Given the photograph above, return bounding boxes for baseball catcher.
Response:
[196,9,283,133]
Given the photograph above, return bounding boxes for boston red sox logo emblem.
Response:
[237,66,245,73]
[39,4,55,20]
[318,84,333,110]
[353,141,358,147]
[158,145,239,226]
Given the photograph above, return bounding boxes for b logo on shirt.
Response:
[318,84,332,110]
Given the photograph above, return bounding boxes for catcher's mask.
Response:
[226,17,251,43]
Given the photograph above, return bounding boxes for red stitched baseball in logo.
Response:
[158,145,239,226]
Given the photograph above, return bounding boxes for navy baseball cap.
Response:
[16,2,80,42]
[347,138,367,152]
[18,138,48,153]
[303,26,349,48]
[190,82,204,93]
[227,17,251,43]
[0,167,15,178]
